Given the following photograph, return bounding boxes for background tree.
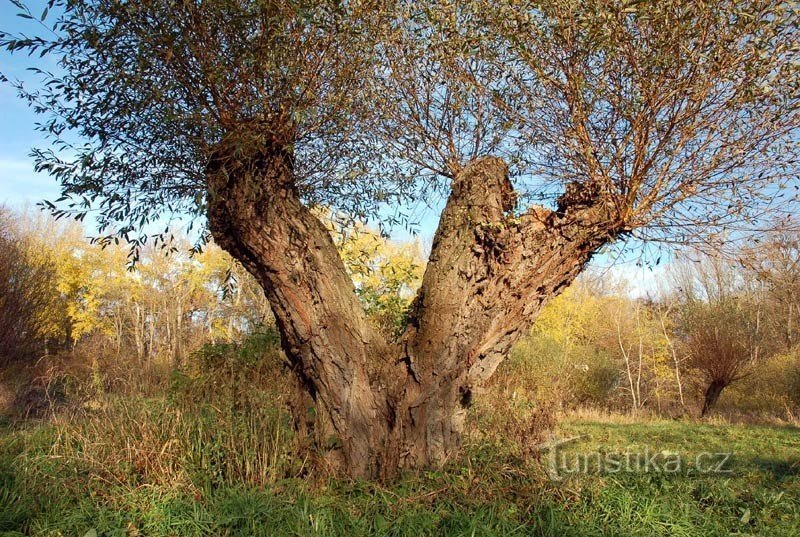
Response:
[0,208,62,365]
[670,252,776,416]
[741,232,800,350]
[3,0,799,477]
[333,220,425,337]
[510,274,681,414]
[683,300,764,417]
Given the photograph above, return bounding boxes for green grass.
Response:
[0,416,797,536]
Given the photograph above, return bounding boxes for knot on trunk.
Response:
[554,180,622,238]
[203,127,299,273]
[205,124,296,198]
[452,157,516,217]
[472,220,517,266]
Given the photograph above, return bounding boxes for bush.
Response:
[571,349,621,407]
[0,211,62,367]
[719,351,800,420]
[498,335,621,411]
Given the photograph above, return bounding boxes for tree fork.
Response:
[394,158,621,468]
[205,138,622,478]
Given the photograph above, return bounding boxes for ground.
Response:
[0,413,797,536]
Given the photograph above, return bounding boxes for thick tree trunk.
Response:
[206,136,399,477]
[701,379,727,417]
[206,137,620,479]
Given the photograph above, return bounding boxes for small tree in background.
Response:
[670,253,778,416]
[682,298,764,416]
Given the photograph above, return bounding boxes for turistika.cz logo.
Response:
[536,435,734,482]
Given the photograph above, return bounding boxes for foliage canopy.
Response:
[2,0,798,252]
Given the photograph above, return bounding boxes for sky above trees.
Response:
[3,0,754,298]
[0,3,61,205]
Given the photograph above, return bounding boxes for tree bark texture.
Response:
[206,137,622,479]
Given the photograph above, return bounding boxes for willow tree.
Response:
[3,0,798,478]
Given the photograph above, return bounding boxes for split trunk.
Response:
[206,139,620,479]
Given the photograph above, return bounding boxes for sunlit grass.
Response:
[0,334,796,536]
[0,411,797,536]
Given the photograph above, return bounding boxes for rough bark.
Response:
[205,136,622,479]
[394,158,619,468]
[206,135,397,477]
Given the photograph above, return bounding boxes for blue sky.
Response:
[0,1,62,207]
[0,1,665,296]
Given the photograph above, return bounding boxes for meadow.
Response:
[0,333,797,536]
[1,409,797,536]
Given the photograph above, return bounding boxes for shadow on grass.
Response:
[748,458,800,483]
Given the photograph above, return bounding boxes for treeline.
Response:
[1,207,798,421]
[502,240,800,421]
[0,208,423,408]
[0,208,272,368]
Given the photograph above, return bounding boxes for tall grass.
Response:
[17,331,308,501]
[1,331,798,535]
[3,414,798,536]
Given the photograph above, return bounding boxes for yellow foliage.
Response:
[319,210,425,335]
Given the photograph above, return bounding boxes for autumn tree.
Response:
[0,208,62,365]
[669,252,778,416]
[741,232,800,349]
[332,220,424,337]
[3,0,799,477]
[683,298,764,416]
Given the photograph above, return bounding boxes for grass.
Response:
[0,413,797,536]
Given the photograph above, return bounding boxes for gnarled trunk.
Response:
[206,138,620,479]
